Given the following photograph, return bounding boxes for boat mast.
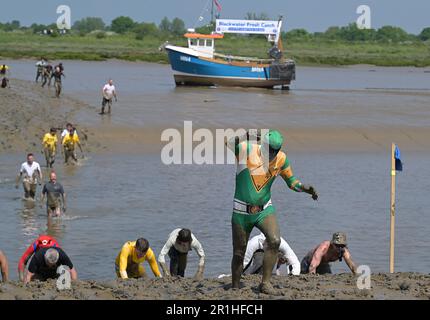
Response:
[211,0,214,24]
[275,16,283,52]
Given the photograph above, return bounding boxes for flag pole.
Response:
[211,0,214,24]
[389,142,396,273]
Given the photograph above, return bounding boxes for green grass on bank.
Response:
[1,31,429,67]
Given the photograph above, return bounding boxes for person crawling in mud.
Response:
[62,130,84,165]
[158,228,205,280]
[301,232,357,275]
[115,238,162,279]
[15,153,43,200]
[243,233,301,276]
[226,129,318,294]
[0,250,9,282]
[40,172,66,217]
[18,235,60,281]
[24,247,77,284]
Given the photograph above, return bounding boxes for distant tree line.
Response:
[0,16,429,43]
[284,23,430,43]
[0,16,186,40]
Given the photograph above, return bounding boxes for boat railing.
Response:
[213,52,274,64]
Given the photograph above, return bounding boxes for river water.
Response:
[0,60,429,279]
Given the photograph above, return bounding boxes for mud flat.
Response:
[0,79,104,154]
[0,273,429,300]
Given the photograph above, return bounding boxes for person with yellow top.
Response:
[1,64,10,88]
[42,128,58,168]
[62,131,83,165]
[115,238,162,279]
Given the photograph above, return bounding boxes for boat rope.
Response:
[193,0,212,29]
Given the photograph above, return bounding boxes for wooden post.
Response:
[390,143,396,273]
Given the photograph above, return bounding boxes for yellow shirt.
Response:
[62,134,80,147]
[115,241,161,279]
[42,133,58,151]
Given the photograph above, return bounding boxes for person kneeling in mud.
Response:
[301,232,357,275]
[243,233,300,276]
[115,238,162,279]
[40,172,66,217]
[62,131,83,165]
[24,247,77,284]
[158,228,205,280]
[42,128,58,168]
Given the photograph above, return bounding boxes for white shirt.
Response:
[103,84,116,99]
[243,233,301,275]
[61,129,78,138]
[158,228,205,267]
[20,161,41,181]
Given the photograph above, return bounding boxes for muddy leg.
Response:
[256,214,281,285]
[168,247,180,276]
[29,183,37,199]
[231,222,250,289]
[23,181,30,198]
[176,252,188,277]
[44,148,50,167]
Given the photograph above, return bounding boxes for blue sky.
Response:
[1,0,428,34]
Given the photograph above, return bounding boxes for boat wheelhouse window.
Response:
[198,39,205,46]
[190,39,197,46]
[206,39,213,47]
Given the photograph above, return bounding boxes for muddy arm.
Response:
[343,249,357,274]
[0,251,9,282]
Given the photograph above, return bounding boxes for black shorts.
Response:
[102,97,112,106]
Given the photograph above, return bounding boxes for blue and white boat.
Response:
[163,18,296,89]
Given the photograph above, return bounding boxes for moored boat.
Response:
[162,18,296,89]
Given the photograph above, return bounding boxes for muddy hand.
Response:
[302,184,318,200]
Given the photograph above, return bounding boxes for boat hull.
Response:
[166,47,295,88]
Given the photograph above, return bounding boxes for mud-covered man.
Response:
[301,232,357,275]
[15,153,43,200]
[226,129,318,294]
[41,172,66,217]
[42,128,58,168]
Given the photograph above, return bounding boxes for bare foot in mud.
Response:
[258,282,278,295]
[224,283,247,291]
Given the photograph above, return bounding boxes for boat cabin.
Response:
[184,31,223,58]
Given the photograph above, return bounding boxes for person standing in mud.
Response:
[226,129,318,294]
[15,153,43,200]
[1,64,10,88]
[61,123,78,140]
[0,250,9,282]
[42,128,58,168]
[100,79,117,115]
[115,238,162,279]
[301,232,357,275]
[35,58,46,82]
[41,64,53,87]
[24,247,77,284]
[18,235,60,281]
[62,130,84,165]
[158,228,205,280]
[40,172,66,217]
[52,66,65,98]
